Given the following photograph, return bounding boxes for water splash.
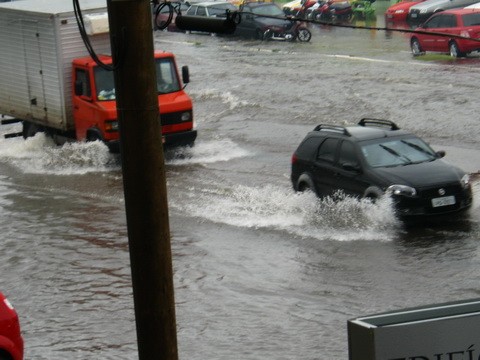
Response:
[0,133,119,175]
[171,183,400,242]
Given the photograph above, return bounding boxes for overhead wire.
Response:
[73,0,125,71]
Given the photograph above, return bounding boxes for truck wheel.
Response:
[86,130,103,142]
[22,121,43,139]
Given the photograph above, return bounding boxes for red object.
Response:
[71,51,195,148]
[385,0,426,22]
[0,293,24,360]
[411,8,480,57]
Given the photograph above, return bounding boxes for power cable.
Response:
[73,0,125,71]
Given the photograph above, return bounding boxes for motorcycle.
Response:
[263,19,312,42]
[307,0,353,22]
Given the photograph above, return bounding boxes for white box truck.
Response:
[0,0,196,151]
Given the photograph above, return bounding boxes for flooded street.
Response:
[1,4,480,358]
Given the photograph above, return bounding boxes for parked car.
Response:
[385,0,427,23]
[185,1,237,18]
[465,1,480,8]
[235,1,311,40]
[0,292,23,360]
[407,0,479,25]
[152,1,190,32]
[291,118,473,219]
[410,8,480,57]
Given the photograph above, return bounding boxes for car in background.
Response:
[466,1,480,8]
[152,1,190,32]
[385,0,427,23]
[0,292,23,360]
[407,0,479,25]
[235,1,301,39]
[185,1,237,18]
[290,118,473,219]
[410,8,480,57]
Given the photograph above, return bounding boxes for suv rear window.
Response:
[316,138,338,163]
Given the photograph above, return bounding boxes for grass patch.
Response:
[414,53,455,62]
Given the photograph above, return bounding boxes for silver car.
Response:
[407,0,479,24]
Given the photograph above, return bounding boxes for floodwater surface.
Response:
[1,5,480,359]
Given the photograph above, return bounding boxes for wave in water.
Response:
[190,88,254,110]
[166,138,252,165]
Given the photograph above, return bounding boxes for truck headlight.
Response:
[387,184,417,197]
[105,120,119,132]
[181,112,191,122]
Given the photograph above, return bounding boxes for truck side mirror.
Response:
[182,65,190,85]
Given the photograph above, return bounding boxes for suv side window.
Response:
[316,138,338,164]
[338,141,359,167]
[197,6,206,16]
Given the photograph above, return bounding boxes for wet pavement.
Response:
[0,2,479,358]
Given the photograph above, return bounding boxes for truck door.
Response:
[72,67,97,140]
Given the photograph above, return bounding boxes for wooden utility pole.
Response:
[106,1,178,359]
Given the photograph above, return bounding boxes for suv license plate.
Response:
[431,196,455,208]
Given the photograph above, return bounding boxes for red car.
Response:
[410,8,480,57]
[0,293,23,360]
[385,0,426,23]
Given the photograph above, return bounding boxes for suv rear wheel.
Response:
[297,173,316,194]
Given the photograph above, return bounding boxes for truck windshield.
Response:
[94,57,181,100]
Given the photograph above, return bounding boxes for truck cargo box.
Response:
[0,0,111,131]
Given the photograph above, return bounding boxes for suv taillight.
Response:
[291,153,298,164]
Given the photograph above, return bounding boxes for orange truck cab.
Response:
[73,51,196,152]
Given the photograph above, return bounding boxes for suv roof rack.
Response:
[313,124,351,136]
[358,118,400,130]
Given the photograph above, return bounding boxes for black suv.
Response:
[291,119,473,218]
